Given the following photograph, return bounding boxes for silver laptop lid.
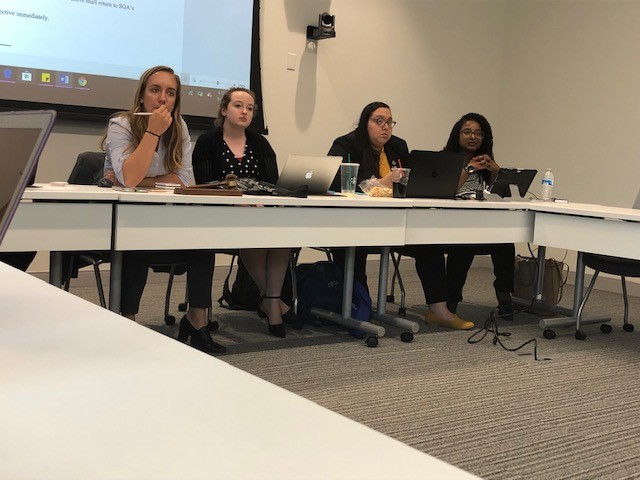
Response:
[276,154,342,195]
[0,110,56,246]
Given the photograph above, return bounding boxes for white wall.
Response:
[498,0,640,207]
[261,0,506,158]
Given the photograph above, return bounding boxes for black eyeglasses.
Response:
[461,129,484,139]
[370,117,397,128]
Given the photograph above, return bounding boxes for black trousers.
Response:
[397,245,448,304]
[396,243,515,305]
[120,250,215,315]
[445,243,515,304]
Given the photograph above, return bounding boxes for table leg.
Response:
[372,247,419,334]
[49,251,63,287]
[538,251,610,329]
[311,246,385,337]
[109,251,122,313]
[513,245,573,316]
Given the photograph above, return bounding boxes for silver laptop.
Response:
[276,154,342,195]
[0,110,56,245]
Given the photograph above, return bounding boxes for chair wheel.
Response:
[575,330,587,340]
[543,328,556,339]
[398,307,407,316]
[178,303,188,312]
[386,295,395,303]
[164,315,176,326]
[207,320,220,332]
[600,324,613,334]
[623,323,635,332]
[400,331,413,343]
[312,317,323,327]
[365,336,378,348]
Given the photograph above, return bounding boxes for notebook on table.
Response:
[0,110,56,245]
[405,150,466,199]
[276,154,342,195]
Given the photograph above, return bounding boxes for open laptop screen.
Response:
[488,168,537,198]
[0,110,56,245]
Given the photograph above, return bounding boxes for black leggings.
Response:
[120,250,215,315]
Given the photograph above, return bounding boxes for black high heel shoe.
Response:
[260,296,286,338]
[258,300,302,330]
[282,307,303,330]
[178,315,227,354]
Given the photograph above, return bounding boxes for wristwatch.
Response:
[464,164,475,174]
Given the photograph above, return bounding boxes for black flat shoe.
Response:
[178,315,226,353]
[497,301,514,321]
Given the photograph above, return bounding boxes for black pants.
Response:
[121,250,215,315]
[397,243,515,305]
[397,245,448,304]
[445,243,515,304]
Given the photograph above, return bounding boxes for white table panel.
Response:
[534,212,640,260]
[405,208,535,245]
[0,264,477,480]
[24,183,119,201]
[1,202,113,251]
[117,189,413,207]
[528,200,640,222]
[115,204,406,250]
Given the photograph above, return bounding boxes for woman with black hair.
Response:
[327,101,409,287]
[444,113,515,320]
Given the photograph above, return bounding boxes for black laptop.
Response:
[405,150,466,199]
[0,110,56,245]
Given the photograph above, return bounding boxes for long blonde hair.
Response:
[101,65,185,172]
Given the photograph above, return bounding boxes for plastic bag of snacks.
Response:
[358,176,392,197]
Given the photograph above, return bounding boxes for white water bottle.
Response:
[541,168,554,201]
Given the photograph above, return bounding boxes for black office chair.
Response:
[63,151,189,324]
[575,253,640,340]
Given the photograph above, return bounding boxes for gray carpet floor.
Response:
[69,261,640,480]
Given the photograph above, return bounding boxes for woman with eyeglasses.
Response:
[327,101,410,287]
[443,112,515,321]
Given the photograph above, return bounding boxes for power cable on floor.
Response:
[467,310,551,361]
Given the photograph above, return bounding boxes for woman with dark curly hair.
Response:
[443,113,515,320]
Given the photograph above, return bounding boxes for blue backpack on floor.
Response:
[296,261,371,338]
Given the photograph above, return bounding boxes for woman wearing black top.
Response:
[193,87,298,338]
[443,112,515,320]
[327,101,409,286]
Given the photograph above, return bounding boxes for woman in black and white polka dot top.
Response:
[193,88,298,338]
